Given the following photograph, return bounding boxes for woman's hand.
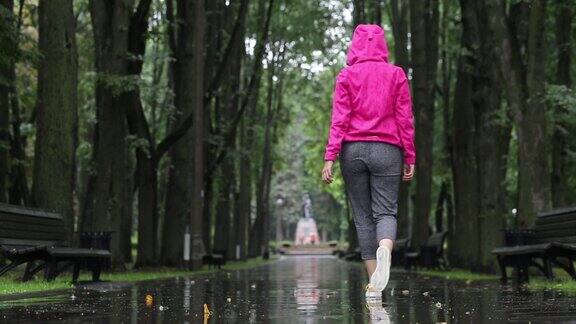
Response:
[322,161,335,184]
[403,164,415,182]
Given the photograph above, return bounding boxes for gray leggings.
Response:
[340,142,402,260]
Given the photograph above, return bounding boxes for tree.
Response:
[451,0,510,271]
[83,0,133,268]
[189,0,206,269]
[33,0,78,235]
[0,0,16,203]
[1,0,30,207]
[551,0,573,208]
[488,0,551,227]
[387,0,410,239]
[410,0,439,247]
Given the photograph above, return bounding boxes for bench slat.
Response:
[531,236,576,244]
[47,247,111,258]
[0,238,65,247]
[0,203,61,219]
[533,227,576,239]
[492,243,551,256]
[0,221,65,234]
[535,214,576,226]
[534,219,576,234]
[538,206,576,218]
[0,213,64,227]
[0,229,66,241]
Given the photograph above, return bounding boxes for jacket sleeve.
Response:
[394,69,416,165]
[324,71,351,161]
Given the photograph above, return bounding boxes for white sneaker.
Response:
[370,246,391,291]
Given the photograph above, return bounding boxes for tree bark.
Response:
[551,0,572,208]
[122,0,156,268]
[0,0,14,203]
[487,0,551,228]
[250,60,276,258]
[190,0,206,269]
[451,0,510,271]
[84,0,132,268]
[410,0,438,247]
[34,0,78,235]
[353,0,366,27]
[450,1,479,267]
[213,5,244,257]
[475,0,509,271]
[388,0,410,239]
[236,68,258,260]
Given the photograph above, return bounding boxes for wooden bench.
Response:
[492,207,576,284]
[391,238,411,268]
[405,231,449,270]
[0,204,111,282]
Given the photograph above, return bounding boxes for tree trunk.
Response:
[551,0,572,208]
[190,0,206,269]
[123,0,156,268]
[368,0,382,25]
[121,155,134,264]
[236,115,252,260]
[451,0,510,271]
[388,0,410,239]
[34,0,78,235]
[214,160,233,254]
[475,0,509,271]
[353,0,366,27]
[450,4,479,267]
[84,0,132,268]
[410,0,438,247]
[0,0,14,203]
[251,62,276,258]
[161,0,197,267]
[487,0,551,228]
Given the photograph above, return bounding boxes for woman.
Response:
[321,24,415,299]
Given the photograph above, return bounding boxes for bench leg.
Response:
[543,258,554,279]
[529,259,552,279]
[567,258,576,279]
[23,261,45,282]
[91,260,102,282]
[44,259,57,282]
[497,256,508,283]
[517,258,529,284]
[72,261,81,283]
[0,260,24,277]
[552,257,576,279]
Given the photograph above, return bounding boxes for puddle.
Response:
[0,256,575,323]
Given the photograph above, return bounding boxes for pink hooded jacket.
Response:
[324,24,416,164]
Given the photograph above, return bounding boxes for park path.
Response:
[1,255,576,323]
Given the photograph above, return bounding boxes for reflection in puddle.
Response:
[0,256,576,323]
[294,256,320,313]
[0,293,68,309]
[366,300,391,324]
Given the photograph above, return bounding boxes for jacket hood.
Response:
[346,24,389,65]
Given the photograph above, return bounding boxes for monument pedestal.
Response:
[294,218,319,245]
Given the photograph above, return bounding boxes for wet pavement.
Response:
[1,255,576,323]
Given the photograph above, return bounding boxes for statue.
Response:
[294,193,320,245]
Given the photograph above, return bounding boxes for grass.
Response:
[416,267,576,294]
[0,256,276,297]
[528,278,576,294]
[417,269,499,281]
